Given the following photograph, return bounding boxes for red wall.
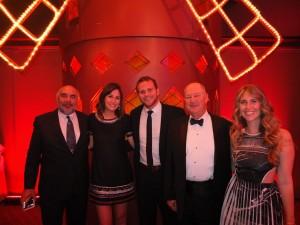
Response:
[0,48,62,194]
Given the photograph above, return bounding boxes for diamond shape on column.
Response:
[62,61,67,72]
[125,51,150,74]
[161,87,184,109]
[161,51,185,72]
[91,52,113,75]
[70,56,81,76]
[196,55,208,74]
[90,87,103,113]
[124,90,142,115]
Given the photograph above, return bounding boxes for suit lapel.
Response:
[134,106,143,146]
[181,116,189,170]
[159,104,167,151]
[76,111,83,147]
[210,114,220,166]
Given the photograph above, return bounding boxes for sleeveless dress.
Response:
[88,113,135,205]
[220,132,283,225]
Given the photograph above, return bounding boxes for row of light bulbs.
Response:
[0,0,70,70]
[185,0,282,81]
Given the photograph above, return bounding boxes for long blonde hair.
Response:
[231,84,281,165]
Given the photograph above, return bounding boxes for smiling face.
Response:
[137,80,160,109]
[104,89,121,113]
[184,83,209,119]
[57,85,79,115]
[238,91,262,126]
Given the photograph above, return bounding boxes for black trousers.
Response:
[136,163,178,225]
[40,191,87,225]
[181,180,219,225]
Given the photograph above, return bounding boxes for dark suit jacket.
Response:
[164,114,232,220]
[130,103,185,170]
[24,109,89,201]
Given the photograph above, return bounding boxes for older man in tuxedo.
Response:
[21,85,89,225]
[164,82,232,225]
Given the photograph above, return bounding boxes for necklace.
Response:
[95,113,118,123]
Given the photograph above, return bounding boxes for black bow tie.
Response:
[190,118,204,126]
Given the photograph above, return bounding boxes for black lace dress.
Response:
[88,113,135,205]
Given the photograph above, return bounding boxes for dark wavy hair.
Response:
[231,84,281,165]
[96,82,124,118]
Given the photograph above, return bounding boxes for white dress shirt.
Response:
[186,111,215,181]
[58,111,80,143]
[139,103,162,166]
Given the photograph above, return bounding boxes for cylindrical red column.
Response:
[60,0,221,113]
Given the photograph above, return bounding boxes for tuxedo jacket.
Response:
[164,114,232,220]
[130,103,185,170]
[24,109,89,201]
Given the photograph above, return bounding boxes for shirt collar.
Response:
[189,110,209,121]
[143,102,162,115]
[58,110,76,119]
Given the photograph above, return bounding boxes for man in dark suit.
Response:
[130,76,185,225]
[21,85,89,225]
[164,82,232,225]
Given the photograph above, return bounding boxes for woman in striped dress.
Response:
[220,84,295,225]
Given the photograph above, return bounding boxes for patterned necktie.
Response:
[66,116,76,153]
[146,110,153,166]
[190,118,204,126]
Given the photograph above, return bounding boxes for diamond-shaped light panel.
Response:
[62,61,67,72]
[0,0,71,70]
[196,54,208,74]
[125,51,150,74]
[124,90,142,115]
[90,87,103,113]
[91,52,113,75]
[161,51,185,72]
[161,87,184,109]
[70,56,81,76]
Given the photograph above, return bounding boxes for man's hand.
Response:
[20,189,36,204]
[167,200,177,212]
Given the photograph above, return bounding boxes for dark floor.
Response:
[0,198,152,225]
[0,198,299,225]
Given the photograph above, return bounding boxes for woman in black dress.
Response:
[88,83,135,225]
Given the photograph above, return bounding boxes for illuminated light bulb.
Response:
[0,0,71,70]
[186,0,282,81]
